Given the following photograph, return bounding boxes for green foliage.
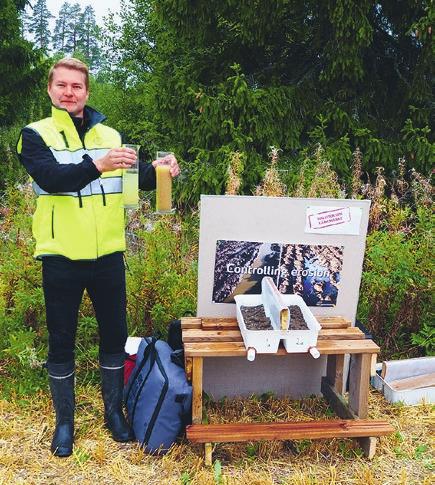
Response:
[358,205,434,358]
[50,3,102,71]
[0,124,27,191]
[0,0,45,126]
[106,0,434,208]
[213,459,223,484]
[0,184,47,395]
[180,471,191,485]
[289,144,343,198]
[125,211,198,337]
[411,321,435,356]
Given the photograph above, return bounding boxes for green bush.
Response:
[125,208,198,337]
[358,207,434,358]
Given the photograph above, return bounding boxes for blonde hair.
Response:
[48,58,89,89]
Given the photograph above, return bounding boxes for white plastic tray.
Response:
[234,294,321,354]
[371,363,435,405]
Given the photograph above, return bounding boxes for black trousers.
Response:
[42,252,128,364]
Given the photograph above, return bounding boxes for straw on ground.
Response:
[0,385,433,485]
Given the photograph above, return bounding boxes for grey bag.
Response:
[124,337,192,454]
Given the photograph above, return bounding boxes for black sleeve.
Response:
[18,128,101,193]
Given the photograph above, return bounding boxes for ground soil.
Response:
[241,305,273,330]
[288,305,309,330]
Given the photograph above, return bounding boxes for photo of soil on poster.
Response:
[212,240,343,306]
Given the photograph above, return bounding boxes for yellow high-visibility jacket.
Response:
[17,105,126,260]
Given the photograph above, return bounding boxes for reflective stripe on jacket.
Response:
[17,105,125,260]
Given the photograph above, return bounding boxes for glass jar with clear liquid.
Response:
[122,144,139,209]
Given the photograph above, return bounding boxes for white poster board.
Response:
[197,195,370,398]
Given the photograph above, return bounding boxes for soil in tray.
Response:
[288,305,309,330]
[241,305,273,330]
[241,304,309,331]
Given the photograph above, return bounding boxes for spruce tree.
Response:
[0,0,44,126]
[78,6,102,70]
[25,0,53,52]
[52,2,71,52]
[65,2,82,53]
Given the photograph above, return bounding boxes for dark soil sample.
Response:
[241,305,273,330]
[288,305,309,330]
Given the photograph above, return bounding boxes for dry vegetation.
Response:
[254,147,287,197]
[0,384,433,485]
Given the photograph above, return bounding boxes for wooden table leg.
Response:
[192,357,203,424]
[192,357,211,463]
[348,353,377,458]
[204,442,213,466]
[358,436,377,459]
[348,353,371,418]
[185,357,193,383]
[326,354,345,394]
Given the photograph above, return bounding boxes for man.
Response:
[16,58,180,457]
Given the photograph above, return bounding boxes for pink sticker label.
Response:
[308,207,351,229]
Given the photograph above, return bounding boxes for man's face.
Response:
[47,67,89,118]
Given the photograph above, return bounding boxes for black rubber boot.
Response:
[100,352,134,442]
[47,361,75,457]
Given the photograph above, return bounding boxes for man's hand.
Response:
[152,153,180,177]
[93,147,137,173]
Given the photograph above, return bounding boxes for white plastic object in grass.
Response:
[371,358,435,405]
[234,278,321,359]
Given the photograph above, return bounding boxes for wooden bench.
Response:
[187,419,393,443]
[182,316,394,464]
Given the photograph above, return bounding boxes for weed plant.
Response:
[355,154,434,357]
[123,200,198,338]
[255,146,287,197]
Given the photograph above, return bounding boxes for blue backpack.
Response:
[124,337,192,454]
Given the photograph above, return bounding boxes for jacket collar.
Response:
[51,104,106,133]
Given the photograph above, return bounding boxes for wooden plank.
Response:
[204,442,213,466]
[321,377,356,419]
[184,339,380,357]
[371,354,377,377]
[197,316,351,331]
[181,317,202,329]
[388,372,435,391]
[184,341,247,357]
[182,329,243,343]
[349,354,371,418]
[183,327,363,342]
[192,357,203,424]
[183,328,363,342]
[317,316,351,328]
[319,328,364,340]
[318,340,379,355]
[201,318,238,330]
[185,356,193,382]
[186,420,393,443]
[326,355,345,393]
